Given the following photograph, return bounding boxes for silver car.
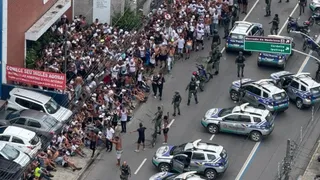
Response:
[152,139,228,180]
[201,103,274,142]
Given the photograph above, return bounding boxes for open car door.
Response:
[170,154,190,173]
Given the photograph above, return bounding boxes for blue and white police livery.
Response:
[201,103,275,142]
[271,71,320,109]
[229,78,289,112]
[149,171,206,180]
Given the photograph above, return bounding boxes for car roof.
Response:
[0,142,9,149]
[175,171,199,179]
[251,79,285,94]
[20,109,52,120]
[0,126,36,140]
[188,139,223,154]
[293,73,320,88]
[233,103,267,116]
[10,88,51,104]
[231,21,255,35]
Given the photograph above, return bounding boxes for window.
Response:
[290,81,299,89]
[44,98,60,114]
[207,154,216,161]
[301,85,306,91]
[263,92,269,98]
[239,115,251,122]
[27,120,41,128]
[251,26,259,35]
[15,98,31,108]
[224,115,239,121]
[253,117,262,123]
[192,153,205,160]
[0,144,19,161]
[29,102,45,112]
[12,137,24,144]
[0,135,10,142]
[245,86,261,96]
[10,118,26,125]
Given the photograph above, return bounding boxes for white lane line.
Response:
[209,134,215,141]
[220,0,260,53]
[235,142,261,180]
[297,35,320,73]
[134,158,147,175]
[278,4,299,34]
[168,119,175,128]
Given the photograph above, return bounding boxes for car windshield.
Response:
[218,107,234,117]
[230,33,245,39]
[44,99,60,114]
[43,116,58,127]
[272,92,287,101]
[5,111,22,120]
[265,112,273,122]
[1,144,19,161]
[311,86,320,95]
[170,143,187,155]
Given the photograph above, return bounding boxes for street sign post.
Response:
[244,36,292,54]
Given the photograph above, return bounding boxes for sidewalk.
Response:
[300,140,320,180]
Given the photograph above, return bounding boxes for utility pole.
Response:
[283,139,293,180]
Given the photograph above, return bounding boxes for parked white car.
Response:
[7,88,72,122]
[0,126,42,157]
[0,142,30,167]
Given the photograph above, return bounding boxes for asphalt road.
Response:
[80,1,320,180]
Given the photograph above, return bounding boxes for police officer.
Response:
[186,77,198,105]
[269,14,279,35]
[235,51,246,77]
[153,106,163,134]
[120,161,131,180]
[299,0,306,15]
[212,46,222,75]
[231,4,240,27]
[222,12,231,39]
[172,91,182,116]
[207,48,215,78]
[211,29,221,51]
[265,0,271,17]
[151,73,159,98]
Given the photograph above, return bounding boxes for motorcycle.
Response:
[192,71,205,92]
[196,64,210,81]
[287,16,311,36]
[308,12,320,26]
[302,36,320,56]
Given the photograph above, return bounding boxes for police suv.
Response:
[152,139,228,180]
[270,71,320,109]
[226,21,264,54]
[229,79,289,112]
[257,35,294,69]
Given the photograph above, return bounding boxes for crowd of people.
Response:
[20,0,246,179]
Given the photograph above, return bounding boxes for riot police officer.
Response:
[186,77,198,105]
[269,14,279,35]
[231,4,240,27]
[211,29,221,51]
[212,46,222,75]
[222,12,231,39]
[172,91,182,116]
[235,51,246,77]
[265,0,271,17]
[120,161,131,180]
[151,73,159,98]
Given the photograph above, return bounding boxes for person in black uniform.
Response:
[151,74,159,98]
[157,73,165,100]
[242,0,248,14]
[186,77,198,105]
[211,29,221,51]
[235,51,246,77]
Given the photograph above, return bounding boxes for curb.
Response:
[301,140,320,178]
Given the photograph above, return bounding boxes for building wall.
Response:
[7,0,57,67]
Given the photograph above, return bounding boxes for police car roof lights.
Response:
[177,171,198,179]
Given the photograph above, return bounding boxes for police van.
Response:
[226,21,264,54]
[257,35,295,70]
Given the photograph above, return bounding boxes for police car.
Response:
[257,35,294,69]
[201,103,274,142]
[152,139,228,180]
[149,171,206,180]
[270,71,320,109]
[226,21,264,54]
[229,79,289,112]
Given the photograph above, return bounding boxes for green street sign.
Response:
[244,36,292,54]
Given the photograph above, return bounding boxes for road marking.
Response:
[278,4,299,34]
[168,119,175,128]
[298,35,320,73]
[209,134,215,140]
[134,158,147,175]
[220,0,259,53]
[235,142,261,180]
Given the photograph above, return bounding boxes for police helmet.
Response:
[239,51,243,55]
[191,76,196,81]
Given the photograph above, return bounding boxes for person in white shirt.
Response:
[196,26,205,51]
[105,125,115,152]
[212,10,220,31]
[177,36,185,59]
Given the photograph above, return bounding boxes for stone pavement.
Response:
[300,140,320,180]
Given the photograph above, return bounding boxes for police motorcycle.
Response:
[192,69,206,92]
[302,35,320,56]
[287,16,311,36]
[308,12,320,26]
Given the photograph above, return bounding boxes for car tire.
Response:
[250,131,262,142]
[230,90,239,101]
[207,124,219,134]
[258,104,266,110]
[296,98,304,109]
[257,61,262,67]
[158,163,171,172]
[204,169,218,180]
[280,62,286,70]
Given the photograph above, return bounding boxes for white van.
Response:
[7,88,72,122]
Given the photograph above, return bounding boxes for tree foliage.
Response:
[112,8,143,31]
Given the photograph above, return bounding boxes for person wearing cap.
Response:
[172,91,182,116]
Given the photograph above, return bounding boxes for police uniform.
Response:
[212,47,222,75]
[270,15,279,35]
[152,75,159,97]
[211,33,221,51]
[120,164,131,180]
[265,0,271,16]
[231,5,240,27]
[186,79,198,105]
[222,13,231,38]
[235,53,246,77]
[172,92,182,116]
